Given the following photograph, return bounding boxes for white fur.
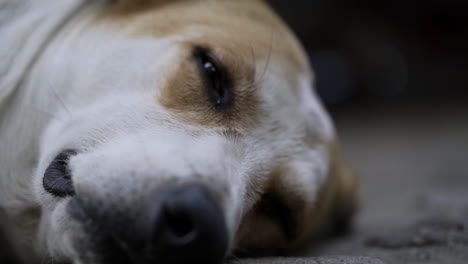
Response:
[0,1,335,263]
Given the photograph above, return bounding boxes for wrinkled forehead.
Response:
[101,0,311,84]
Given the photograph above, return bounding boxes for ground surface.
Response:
[2,104,467,264]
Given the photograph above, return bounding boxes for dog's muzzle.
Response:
[68,184,228,264]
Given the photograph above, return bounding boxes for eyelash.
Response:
[193,47,233,108]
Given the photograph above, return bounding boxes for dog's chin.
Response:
[45,200,115,264]
[55,230,103,264]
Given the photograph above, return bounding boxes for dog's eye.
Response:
[43,150,76,197]
[194,47,232,108]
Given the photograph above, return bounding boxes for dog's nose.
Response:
[69,184,228,264]
[152,184,228,262]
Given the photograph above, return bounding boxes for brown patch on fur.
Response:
[234,167,309,253]
[157,41,261,129]
[299,141,358,242]
[297,142,357,243]
[327,142,358,230]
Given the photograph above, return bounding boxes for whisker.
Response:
[34,108,62,121]
[50,83,71,116]
[259,28,275,83]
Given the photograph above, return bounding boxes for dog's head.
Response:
[31,0,355,263]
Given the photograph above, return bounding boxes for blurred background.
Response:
[270,0,468,105]
[268,1,468,263]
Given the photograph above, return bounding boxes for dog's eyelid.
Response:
[192,46,233,108]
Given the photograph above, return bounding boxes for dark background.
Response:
[269,0,468,106]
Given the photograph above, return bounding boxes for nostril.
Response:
[163,202,197,243]
[43,150,77,197]
[154,184,228,261]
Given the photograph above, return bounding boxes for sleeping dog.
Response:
[0,0,356,263]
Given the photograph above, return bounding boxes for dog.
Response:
[0,0,357,263]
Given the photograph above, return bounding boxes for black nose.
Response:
[69,184,228,264]
[153,185,228,263]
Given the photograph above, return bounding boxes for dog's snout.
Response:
[69,184,228,264]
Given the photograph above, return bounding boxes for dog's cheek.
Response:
[290,143,358,243]
[36,199,81,262]
[234,148,336,253]
[234,211,287,254]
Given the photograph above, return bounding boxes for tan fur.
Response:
[157,42,260,129]
[109,0,179,14]
[234,166,309,252]
[301,142,357,245]
[100,0,308,71]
